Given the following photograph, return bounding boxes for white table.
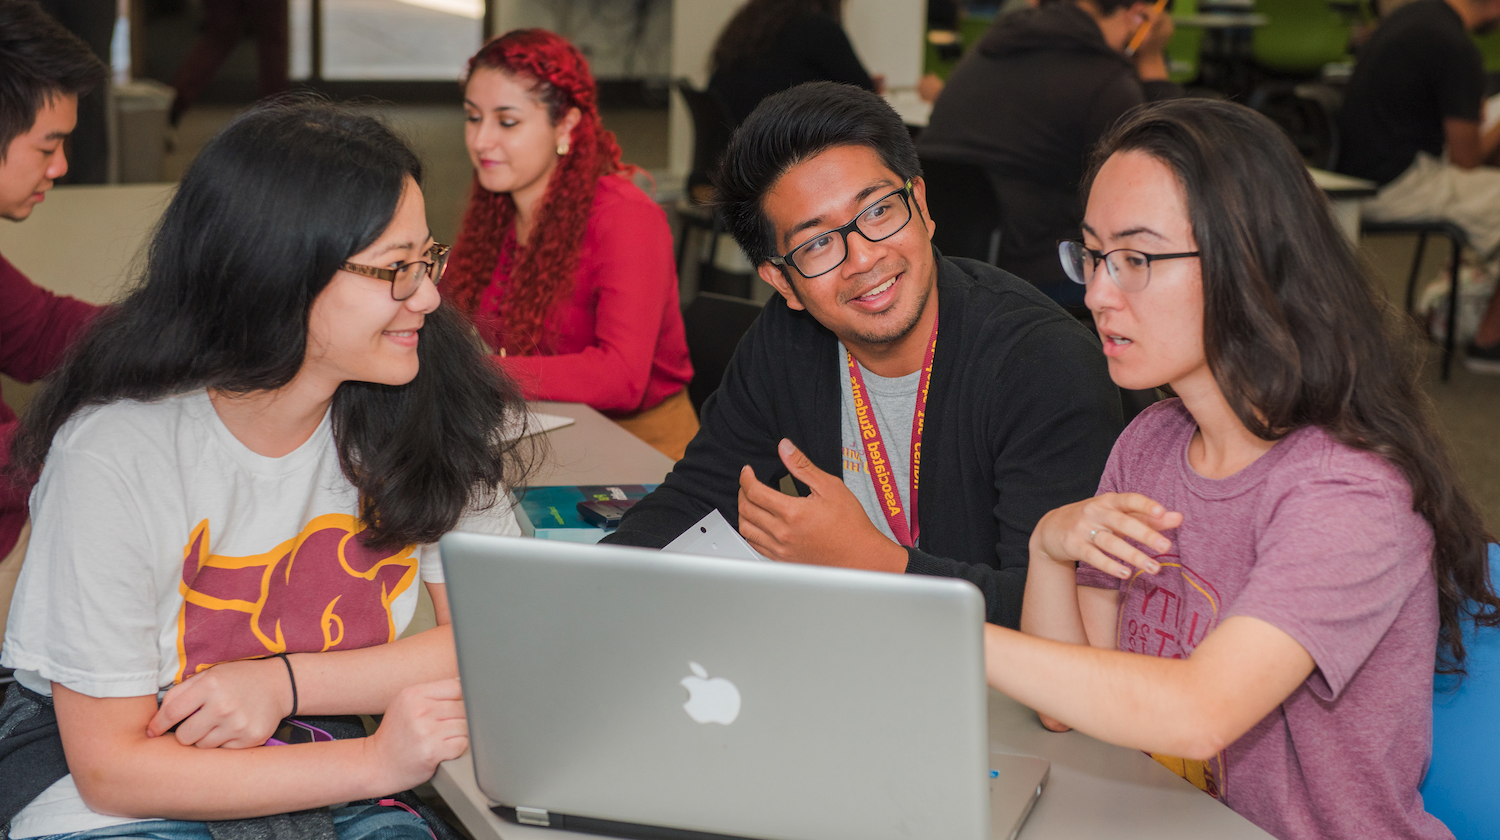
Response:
[430,409,1272,839]
[1309,167,1378,243]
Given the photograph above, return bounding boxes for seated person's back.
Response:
[708,0,877,127]
[1337,0,1484,185]
[917,0,1178,305]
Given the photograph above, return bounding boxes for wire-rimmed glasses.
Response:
[341,242,451,301]
[768,181,915,279]
[1058,240,1199,293]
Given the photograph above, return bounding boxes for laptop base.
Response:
[492,805,761,840]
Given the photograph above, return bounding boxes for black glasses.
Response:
[341,242,451,301]
[1059,240,1199,293]
[769,182,915,279]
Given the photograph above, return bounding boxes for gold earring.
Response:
[557,140,570,156]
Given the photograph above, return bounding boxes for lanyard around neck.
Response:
[845,316,938,548]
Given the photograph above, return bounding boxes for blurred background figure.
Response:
[708,0,882,127]
[917,0,1178,310]
[37,0,112,183]
[444,30,696,460]
[167,0,288,126]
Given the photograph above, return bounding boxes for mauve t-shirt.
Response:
[1076,400,1450,840]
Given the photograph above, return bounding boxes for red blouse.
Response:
[477,175,693,415]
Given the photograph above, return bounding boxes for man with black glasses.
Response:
[603,82,1120,629]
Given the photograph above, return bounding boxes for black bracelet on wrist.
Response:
[275,652,298,718]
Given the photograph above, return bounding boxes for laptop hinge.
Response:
[515,806,551,827]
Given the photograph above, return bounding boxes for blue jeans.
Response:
[26,803,430,840]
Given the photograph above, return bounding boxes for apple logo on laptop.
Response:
[680,662,740,725]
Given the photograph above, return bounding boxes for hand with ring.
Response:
[1030,492,1183,579]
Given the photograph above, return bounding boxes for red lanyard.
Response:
[845,316,938,548]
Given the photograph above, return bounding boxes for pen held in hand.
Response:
[1126,0,1170,56]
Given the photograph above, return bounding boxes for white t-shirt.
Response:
[0,390,519,838]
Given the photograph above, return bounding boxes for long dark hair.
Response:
[1083,98,1499,673]
[10,98,536,549]
[710,0,843,73]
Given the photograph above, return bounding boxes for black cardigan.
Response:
[603,256,1122,627]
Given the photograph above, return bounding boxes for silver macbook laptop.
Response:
[442,533,1048,840]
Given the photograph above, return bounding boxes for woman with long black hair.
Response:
[984,98,1499,840]
[0,98,532,840]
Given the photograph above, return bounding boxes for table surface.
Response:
[1309,166,1379,199]
[1172,12,1269,27]
[431,406,1271,840]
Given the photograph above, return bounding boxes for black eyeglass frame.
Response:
[341,242,451,301]
[1060,240,1200,291]
[768,181,916,279]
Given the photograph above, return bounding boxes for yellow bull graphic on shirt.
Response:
[175,514,418,682]
[1116,556,1228,800]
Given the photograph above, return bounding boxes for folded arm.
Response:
[57,678,467,821]
[148,583,457,748]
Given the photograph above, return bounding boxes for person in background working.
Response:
[167,0,289,126]
[604,82,1122,630]
[987,98,1495,840]
[1336,0,1500,374]
[708,0,883,127]
[917,0,1178,310]
[0,98,531,838]
[37,0,111,183]
[443,31,696,461]
[0,0,105,627]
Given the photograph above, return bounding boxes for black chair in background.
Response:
[1362,219,1467,381]
[683,292,764,413]
[673,80,739,291]
[918,156,1001,265]
[1249,82,1343,171]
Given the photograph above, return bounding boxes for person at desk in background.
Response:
[1336,0,1500,375]
[603,82,1122,629]
[708,0,884,127]
[0,100,533,840]
[443,30,696,460]
[0,0,105,610]
[916,0,1178,310]
[986,99,1498,840]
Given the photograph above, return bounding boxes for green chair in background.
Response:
[1251,0,1353,75]
[1473,28,1500,74]
[1166,0,1203,85]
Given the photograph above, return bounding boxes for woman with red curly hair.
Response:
[446,29,696,459]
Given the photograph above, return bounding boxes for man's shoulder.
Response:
[1368,0,1475,57]
[938,255,1080,330]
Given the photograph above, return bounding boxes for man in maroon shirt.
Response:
[0,0,107,573]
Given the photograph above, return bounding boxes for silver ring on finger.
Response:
[1088,527,1110,544]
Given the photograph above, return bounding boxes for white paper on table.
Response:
[505,411,575,440]
[663,509,771,563]
[1484,92,1500,132]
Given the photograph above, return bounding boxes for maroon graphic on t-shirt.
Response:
[175,514,418,682]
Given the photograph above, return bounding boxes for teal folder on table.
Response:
[512,484,659,543]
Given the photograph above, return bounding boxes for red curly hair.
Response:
[444,29,629,356]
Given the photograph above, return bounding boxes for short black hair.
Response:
[0,0,109,160]
[712,81,921,265]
